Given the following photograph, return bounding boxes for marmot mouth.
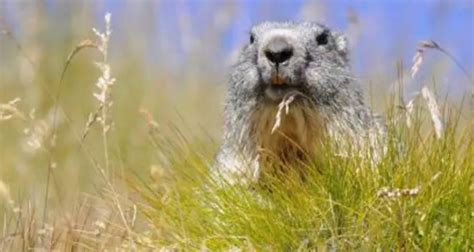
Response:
[264,84,300,102]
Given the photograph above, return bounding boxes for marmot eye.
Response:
[250,34,255,44]
[316,32,328,45]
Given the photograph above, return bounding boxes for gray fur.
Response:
[214,22,386,185]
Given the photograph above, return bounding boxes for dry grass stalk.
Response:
[43,29,100,226]
[81,106,101,141]
[60,39,99,85]
[271,92,299,134]
[85,13,136,247]
[0,22,36,68]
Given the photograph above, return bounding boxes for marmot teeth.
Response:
[271,74,285,85]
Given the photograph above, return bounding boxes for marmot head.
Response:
[232,22,352,105]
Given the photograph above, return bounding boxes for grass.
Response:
[0,7,472,251]
[133,105,472,251]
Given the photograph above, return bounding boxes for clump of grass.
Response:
[132,100,472,250]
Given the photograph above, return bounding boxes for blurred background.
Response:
[0,0,473,215]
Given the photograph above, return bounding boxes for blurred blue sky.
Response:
[101,0,474,81]
[2,0,473,94]
[103,1,473,63]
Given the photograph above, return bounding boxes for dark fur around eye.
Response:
[250,34,255,44]
[316,31,328,45]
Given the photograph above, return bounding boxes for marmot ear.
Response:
[333,32,348,57]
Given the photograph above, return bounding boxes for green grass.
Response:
[133,111,473,251]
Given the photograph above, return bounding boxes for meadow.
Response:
[0,1,472,251]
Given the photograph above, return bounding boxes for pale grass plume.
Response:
[411,40,441,78]
[271,92,300,134]
[0,97,58,153]
[400,87,444,138]
[421,86,444,139]
[411,39,473,85]
[91,12,115,134]
[23,120,51,152]
[0,97,25,121]
[82,12,115,141]
[404,92,420,128]
[93,13,112,58]
[409,40,446,138]
[21,107,60,154]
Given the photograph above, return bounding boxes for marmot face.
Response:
[216,22,383,185]
[236,22,350,105]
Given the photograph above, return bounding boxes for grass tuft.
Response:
[133,109,472,250]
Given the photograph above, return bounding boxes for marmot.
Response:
[214,22,385,185]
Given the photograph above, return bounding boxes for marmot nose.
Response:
[264,37,293,64]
